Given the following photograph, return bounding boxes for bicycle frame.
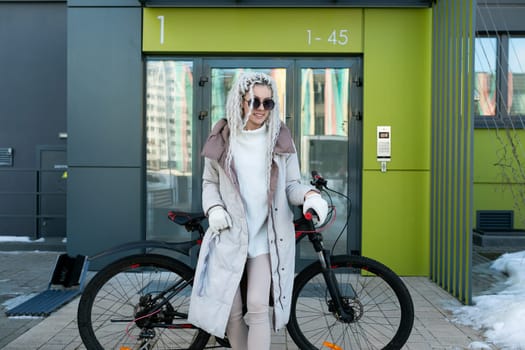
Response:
[139,277,196,330]
[79,171,415,350]
[87,188,358,328]
[295,215,358,322]
[82,240,201,332]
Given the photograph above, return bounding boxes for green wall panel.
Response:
[474,184,525,228]
[474,129,525,182]
[361,8,431,275]
[362,171,430,275]
[363,8,431,171]
[143,8,364,53]
[474,129,525,229]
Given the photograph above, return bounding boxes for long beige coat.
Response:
[188,119,313,338]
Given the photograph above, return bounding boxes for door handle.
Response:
[198,110,208,120]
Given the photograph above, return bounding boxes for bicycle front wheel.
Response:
[287,255,414,350]
[77,254,210,350]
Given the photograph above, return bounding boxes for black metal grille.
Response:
[0,148,13,167]
[476,210,514,231]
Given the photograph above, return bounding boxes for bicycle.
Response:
[77,171,414,350]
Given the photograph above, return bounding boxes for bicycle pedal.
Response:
[323,341,342,350]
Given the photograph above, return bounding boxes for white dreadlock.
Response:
[225,72,281,183]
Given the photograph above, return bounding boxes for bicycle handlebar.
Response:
[310,170,327,190]
[167,170,328,229]
[304,208,317,221]
[305,170,326,222]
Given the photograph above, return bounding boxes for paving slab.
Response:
[1,250,496,350]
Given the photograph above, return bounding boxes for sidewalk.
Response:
[1,250,494,350]
[0,250,62,348]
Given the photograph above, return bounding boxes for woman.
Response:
[188,71,328,349]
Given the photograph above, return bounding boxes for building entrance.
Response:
[145,57,362,260]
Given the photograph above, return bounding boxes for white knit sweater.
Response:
[232,126,269,258]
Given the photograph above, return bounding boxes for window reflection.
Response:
[300,68,349,181]
[509,37,525,116]
[474,37,497,116]
[300,68,350,256]
[146,60,193,240]
[210,68,287,126]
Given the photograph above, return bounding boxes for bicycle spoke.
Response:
[288,255,414,350]
[78,254,210,350]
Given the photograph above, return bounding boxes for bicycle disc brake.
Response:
[327,296,364,323]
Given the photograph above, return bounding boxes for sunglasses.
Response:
[244,97,275,111]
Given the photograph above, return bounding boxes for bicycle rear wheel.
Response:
[78,254,210,350]
[287,255,414,350]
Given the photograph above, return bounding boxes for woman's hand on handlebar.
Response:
[303,192,328,223]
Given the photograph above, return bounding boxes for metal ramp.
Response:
[5,254,88,317]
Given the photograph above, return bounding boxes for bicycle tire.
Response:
[77,254,210,350]
[287,255,414,350]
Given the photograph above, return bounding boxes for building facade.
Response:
[2,0,525,304]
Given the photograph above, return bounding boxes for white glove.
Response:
[207,206,232,233]
[303,193,328,223]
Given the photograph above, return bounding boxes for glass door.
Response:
[145,57,362,263]
[145,59,195,241]
[295,61,362,263]
[202,59,293,130]
[208,67,288,126]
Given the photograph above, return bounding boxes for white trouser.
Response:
[226,253,271,350]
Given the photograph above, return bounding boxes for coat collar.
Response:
[201,119,296,162]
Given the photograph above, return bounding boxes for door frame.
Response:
[199,57,363,259]
[292,59,363,258]
[36,145,67,238]
[144,55,363,261]
[194,58,296,206]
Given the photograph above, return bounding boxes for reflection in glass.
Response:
[474,37,497,116]
[300,68,350,256]
[146,60,193,240]
[509,37,525,116]
[210,68,287,126]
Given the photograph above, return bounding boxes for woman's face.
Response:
[243,84,274,130]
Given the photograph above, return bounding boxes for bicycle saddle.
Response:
[168,210,206,226]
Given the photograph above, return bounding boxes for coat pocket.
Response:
[194,230,220,297]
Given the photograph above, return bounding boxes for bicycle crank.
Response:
[134,295,175,328]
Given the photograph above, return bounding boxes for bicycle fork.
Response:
[311,234,358,323]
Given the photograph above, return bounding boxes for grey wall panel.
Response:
[430,0,475,305]
[67,167,142,256]
[0,2,66,167]
[0,2,66,237]
[67,6,142,167]
[67,4,143,256]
